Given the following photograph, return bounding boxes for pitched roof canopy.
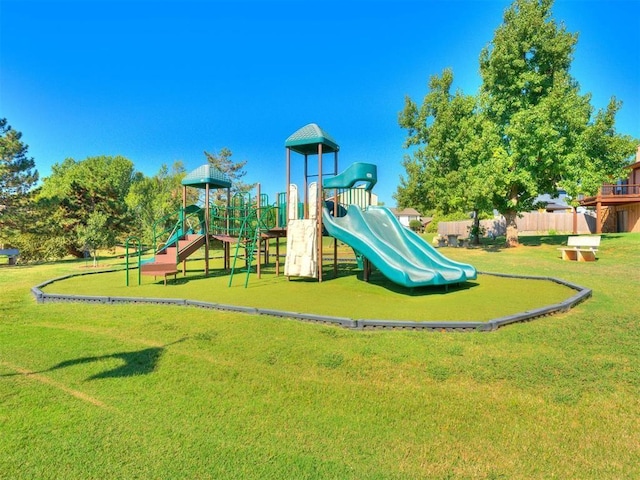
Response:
[285,123,339,155]
[181,164,232,189]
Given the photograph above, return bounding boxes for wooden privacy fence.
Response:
[438,212,597,237]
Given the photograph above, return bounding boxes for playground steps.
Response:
[140,233,205,284]
[153,246,178,263]
[175,234,206,261]
[151,234,204,263]
[140,263,179,285]
[142,234,205,272]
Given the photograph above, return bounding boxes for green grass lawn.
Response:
[1,233,639,479]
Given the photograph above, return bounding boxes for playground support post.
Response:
[180,185,188,275]
[204,183,210,276]
[224,186,231,270]
[317,143,323,282]
[363,257,371,283]
[304,154,308,219]
[275,235,280,276]
[286,148,291,229]
[333,151,338,278]
[256,183,261,279]
[125,236,141,286]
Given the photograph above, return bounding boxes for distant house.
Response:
[580,146,640,233]
[535,192,574,214]
[390,207,431,230]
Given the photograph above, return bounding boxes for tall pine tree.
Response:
[0,119,39,238]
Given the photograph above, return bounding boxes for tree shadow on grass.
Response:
[518,235,571,247]
[1,338,187,380]
[470,235,573,252]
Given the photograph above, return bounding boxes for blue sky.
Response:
[2,0,639,206]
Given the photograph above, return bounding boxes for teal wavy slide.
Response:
[322,205,477,287]
[322,162,377,191]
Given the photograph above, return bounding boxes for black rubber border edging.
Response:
[31,269,591,332]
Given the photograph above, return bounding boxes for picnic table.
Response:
[447,234,460,247]
[558,235,600,262]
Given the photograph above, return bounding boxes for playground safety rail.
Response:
[151,206,205,260]
[31,270,592,332]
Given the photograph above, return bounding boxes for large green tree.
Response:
[76,210,112,267]
[479,0,636,246]
[557,98,638,211]
[398,0,637,247]
[396,68,497,243]
[125,161,188,245]
[0,119,39,239]
[37,155,135,257]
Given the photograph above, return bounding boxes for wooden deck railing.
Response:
[598,184,640,197]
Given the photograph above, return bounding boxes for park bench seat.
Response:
[558,235,601,262]
[140,263,180,285]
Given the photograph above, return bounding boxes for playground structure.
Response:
[126,164,282,288]
[126,123,476,288]
[283,123,476,287]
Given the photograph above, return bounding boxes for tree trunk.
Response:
[504,210,520,247]
[472,210,481,246]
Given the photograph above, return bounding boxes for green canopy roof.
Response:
[285,123,339,155]
[181,164,231,189]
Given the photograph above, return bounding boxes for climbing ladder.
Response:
[227,192,277,288]
[228,208,260,288]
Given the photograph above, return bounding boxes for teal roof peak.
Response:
[285,123,339,155]
[181,164,232,189]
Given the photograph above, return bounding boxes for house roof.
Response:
[545,202,571,211]
[628,160,640,171]
[626,145,640,170]
[393,207,422,217]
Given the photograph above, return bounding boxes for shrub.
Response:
[409,219,423,232]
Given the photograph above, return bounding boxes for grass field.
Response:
[1,233,639,479]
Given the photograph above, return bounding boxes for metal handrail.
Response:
[125,236,142,286]
[151,206,205,263]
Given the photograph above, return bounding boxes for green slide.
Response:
[322,205,477,288]
[322,162,377,191]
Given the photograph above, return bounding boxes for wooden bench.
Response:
[558,235,601,262]
[140,264,180,285]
